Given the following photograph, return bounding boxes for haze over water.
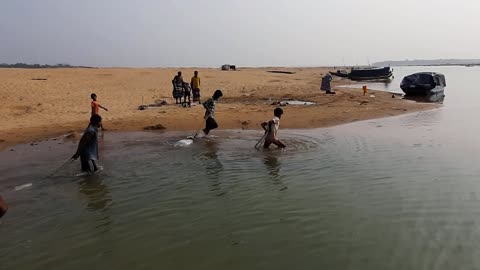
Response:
[1,66,480,269]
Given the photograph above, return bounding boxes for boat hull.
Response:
[348,67,393,81]
[330,70,349,78]
[401,86,445,96]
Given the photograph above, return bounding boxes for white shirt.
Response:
[271,116,280,137]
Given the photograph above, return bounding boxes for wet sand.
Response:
[0,67,437,150]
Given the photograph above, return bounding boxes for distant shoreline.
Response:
[373,59,480,67]
[0,63,93,69]
[385,64,480,67]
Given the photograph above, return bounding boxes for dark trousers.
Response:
[183,91,191,106]
[203,117,218,135]
[80,155,97,172]
[192,88,200,102]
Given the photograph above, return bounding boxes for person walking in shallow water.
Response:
[72,115,102,173]
[196,89,223,137]
[261,108,286,149]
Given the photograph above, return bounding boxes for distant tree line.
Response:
[0,63,92,69]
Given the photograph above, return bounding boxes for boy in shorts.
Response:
[91,93,108,130]
[183,82,192,107]
[261,108,286,148]
[196,89,223,137]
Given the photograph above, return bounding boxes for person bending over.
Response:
[72,115,102,172]
[261,108,286,148]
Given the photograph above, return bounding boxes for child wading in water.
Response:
[72,115,102,173]
[196,89,223,137]
[91,93,108,131]
[261,108,286,148]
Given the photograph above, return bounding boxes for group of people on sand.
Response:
[172,71,202,106]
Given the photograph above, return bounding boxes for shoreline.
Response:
[0,98,438,151]
[0,67,438,150]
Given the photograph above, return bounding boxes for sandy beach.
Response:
[0,67,437,150]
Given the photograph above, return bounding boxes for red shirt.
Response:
[91,100,100,115]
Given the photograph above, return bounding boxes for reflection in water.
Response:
[403,91,445,104]
[201,141,224,195]
[382,78,392,88]
[263,154,281,179]
[78,175,112,212]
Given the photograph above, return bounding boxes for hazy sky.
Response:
[1,0,479,67]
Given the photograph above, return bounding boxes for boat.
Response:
[348,66,393,80]
[400,72,446,96]
[221,64,236,71]
[330,70,349,78]
[403,92,445,103]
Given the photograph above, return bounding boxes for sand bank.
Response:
[0,67,437,150]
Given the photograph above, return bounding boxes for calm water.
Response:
[2,66,480,270]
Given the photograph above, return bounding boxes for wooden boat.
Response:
[348,66,393,80]
[400,72,446,96]
[330,70,349,78]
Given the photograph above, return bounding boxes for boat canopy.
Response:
[401,72,446,88]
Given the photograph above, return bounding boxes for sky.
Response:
[0,0,479,67]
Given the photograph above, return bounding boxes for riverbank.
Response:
[0,67,437,150]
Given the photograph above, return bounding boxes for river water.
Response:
[1,66,480,270]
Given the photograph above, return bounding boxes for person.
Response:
[72,114,102,173]
[191,71,201,104]
[0,195,7,218]
[183,82,191,107]
[196,89,223,137]
[172,71,184,85]
[91,93,108,130]
[172,71,184,104]
[261,108,286,149]
[320,73,335,94]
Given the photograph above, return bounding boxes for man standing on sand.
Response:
[91,93,108,130]
[72,115,102,173]
[0,195,8,218]
[261,108,286,149]
[320,73,335,94]
[196,89,223,137]
[191,71,201,104]
[172,71,184,104]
